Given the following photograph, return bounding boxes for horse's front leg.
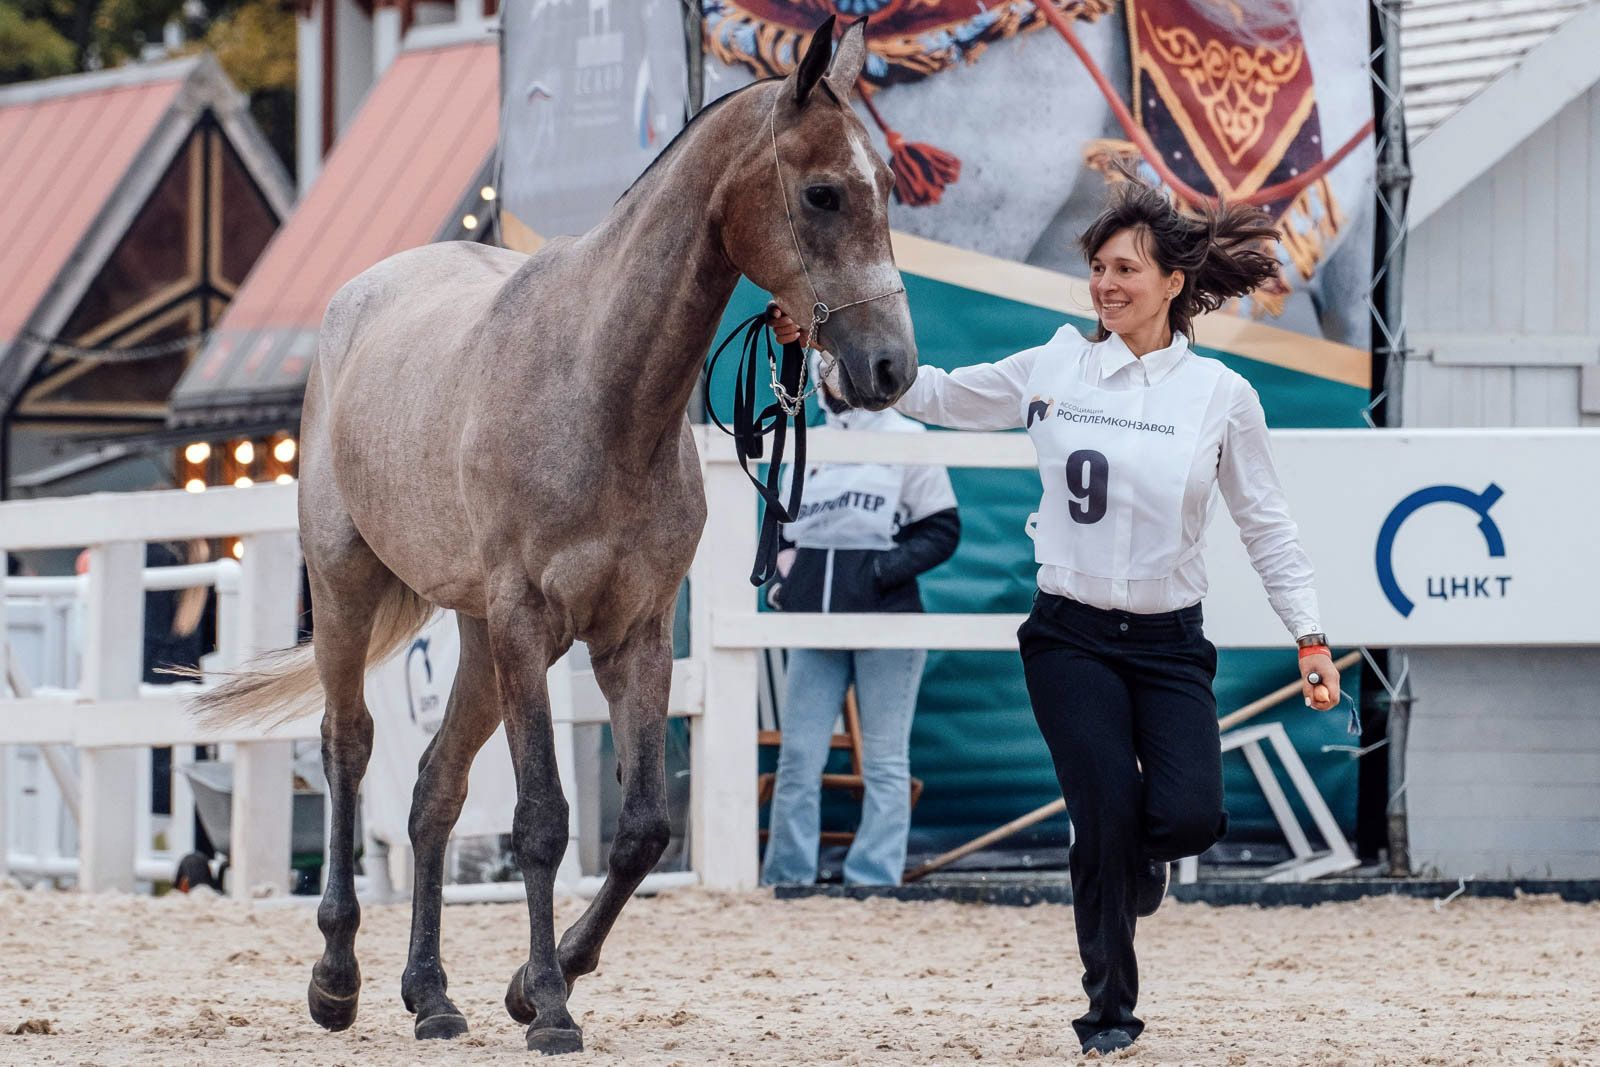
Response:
[488,582,583,1055]
[555,621,673,989]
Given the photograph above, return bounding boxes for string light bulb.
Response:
[231,541,244,560]
[275,473,293,485]
[234,475,253,488]
[480,186,496,201]
[273,437,297,463]
[234,441,254,465]
[184,442,210,464]
[184,478,206,493]
[463,213,479,230]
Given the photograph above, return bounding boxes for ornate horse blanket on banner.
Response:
[1113,0,1343,306]
[703,0,1111,86]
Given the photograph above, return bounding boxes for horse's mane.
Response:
[615,77,781,206]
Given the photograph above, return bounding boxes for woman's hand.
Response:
[1300,652,1340,711]
[766,302,809,348]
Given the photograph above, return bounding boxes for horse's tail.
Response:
[191,584,434,730]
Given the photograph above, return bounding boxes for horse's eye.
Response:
[804,185,840,212]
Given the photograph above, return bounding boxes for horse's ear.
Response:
[792,15,836,106]
[825,17,867,97]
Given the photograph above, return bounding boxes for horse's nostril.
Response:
[874,357,899,395]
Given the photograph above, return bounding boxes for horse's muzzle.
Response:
[836,347,916,411]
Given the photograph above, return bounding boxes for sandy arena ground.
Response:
[1,884,1595,1066]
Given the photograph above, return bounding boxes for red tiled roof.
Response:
[217,40,498,333]
[0,73,186,343]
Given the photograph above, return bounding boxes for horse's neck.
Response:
[561,107,755,451]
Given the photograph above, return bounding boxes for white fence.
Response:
[7,426,1587,897]
[2,485,305,897]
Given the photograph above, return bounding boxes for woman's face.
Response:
[1088,227,1182,338]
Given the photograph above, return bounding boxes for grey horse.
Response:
[194,16,915,1055]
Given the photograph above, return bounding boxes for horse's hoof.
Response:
[526,1025,584,1055]
[504,963,536,1025]
[307,976,359,1032]
[414,1011,469,1041]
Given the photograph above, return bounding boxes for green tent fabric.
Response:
[713,271,1367,852]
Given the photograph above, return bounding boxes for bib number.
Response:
[1066,450,1108,525]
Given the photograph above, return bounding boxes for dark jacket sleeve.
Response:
[872,507,960,591]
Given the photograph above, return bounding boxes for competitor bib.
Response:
[1025,345,1226,580]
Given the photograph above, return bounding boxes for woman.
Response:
[764,353,959,887]
[770,180,1339,1055]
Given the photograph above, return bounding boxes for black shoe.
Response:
[1135,858,1169,917]
[1080,1028,1135,1056]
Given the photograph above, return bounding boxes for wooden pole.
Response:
[903,650,1363,883]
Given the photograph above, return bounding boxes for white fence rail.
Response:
[10,425,1567,897]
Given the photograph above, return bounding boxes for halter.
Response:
[702,91,908,587]
[764,94,905,415]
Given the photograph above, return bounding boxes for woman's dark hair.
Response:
[1077,178,1282,341]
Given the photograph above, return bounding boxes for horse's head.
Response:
[721,17,917,410]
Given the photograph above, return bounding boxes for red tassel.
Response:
[859,88,961,207]
[885,131,962,207]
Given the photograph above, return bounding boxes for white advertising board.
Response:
[1201,430,1599,647]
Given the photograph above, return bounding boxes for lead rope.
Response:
[703,312,809,586]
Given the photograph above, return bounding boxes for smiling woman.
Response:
[773,174,1338,1057]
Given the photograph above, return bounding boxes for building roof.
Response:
[1405,0,1600,226]
[169,40,498,427]
[0,56,295,414]
[0,63,188,349]
[1402,0,1596,144]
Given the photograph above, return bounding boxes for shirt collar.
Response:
[1097,330,1190,385]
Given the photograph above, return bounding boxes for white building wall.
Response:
[1404,84,1600,429]
[1400,80,1600,880]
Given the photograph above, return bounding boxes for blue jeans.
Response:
[761,647,927,886]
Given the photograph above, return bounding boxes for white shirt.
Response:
[894,326,1321,639]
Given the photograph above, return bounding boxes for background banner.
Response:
[500,0,690,240]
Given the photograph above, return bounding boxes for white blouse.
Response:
[894,326,1321,639]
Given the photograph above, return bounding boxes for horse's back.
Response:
[315,242,527,386]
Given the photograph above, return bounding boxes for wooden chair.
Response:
[757,686,925,847]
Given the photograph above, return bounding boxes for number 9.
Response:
[1066,449,1108,525]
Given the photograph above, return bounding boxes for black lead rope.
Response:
[703,312,810,587]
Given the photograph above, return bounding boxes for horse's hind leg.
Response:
[487,578,583,1055]
[305,544,394,1031]
[401,614,502,1040]
[554,619,673,989]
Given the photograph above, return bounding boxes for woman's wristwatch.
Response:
[1296,632,1331,658]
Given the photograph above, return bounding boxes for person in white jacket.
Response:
[769,178,1340,1057]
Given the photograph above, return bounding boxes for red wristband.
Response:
[1298,644,1331,660]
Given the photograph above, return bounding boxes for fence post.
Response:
[79,540,144,891]
[690,440,759,889]
[228,531,301,898]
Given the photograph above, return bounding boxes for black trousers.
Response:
[1017,592,1228,1043]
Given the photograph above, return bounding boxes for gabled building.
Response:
[0,56,293,498]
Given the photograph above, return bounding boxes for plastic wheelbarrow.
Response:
[174,759,333,893]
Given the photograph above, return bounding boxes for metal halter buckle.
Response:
[811,302,831,326]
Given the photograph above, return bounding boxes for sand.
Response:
[1,884,1595,1066]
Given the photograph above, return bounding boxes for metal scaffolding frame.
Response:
[1366,0,1416,876]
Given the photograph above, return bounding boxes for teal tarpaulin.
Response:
[713,272,1367,852]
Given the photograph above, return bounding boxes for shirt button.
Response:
[1119,622,1130,633]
